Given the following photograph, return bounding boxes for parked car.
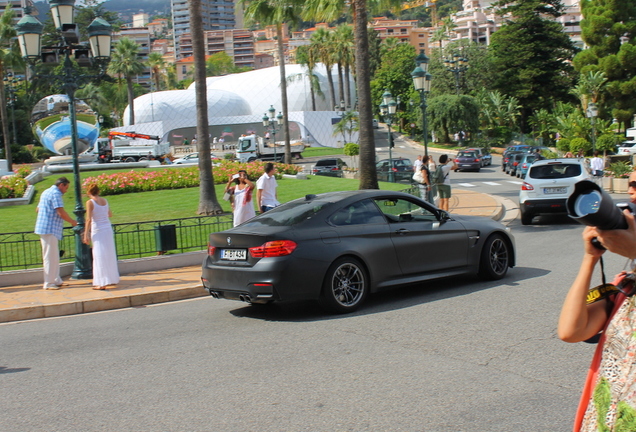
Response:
[617,140,636,155]
[466,147,492,166]
[517,153,539,178]
[376,157,413,182]
[502,145,532,171]
[505,152,526,176]
[519,158,592,225]
[312,158,347,178]
[201,190,515,313]
[454,151,481,172]
[173,152,220,165]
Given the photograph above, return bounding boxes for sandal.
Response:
[92,286,107,290]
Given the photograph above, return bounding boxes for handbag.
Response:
[412,170,423,183]
[223,191,232,201]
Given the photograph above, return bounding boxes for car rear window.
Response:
[529,163,581,179]
[458,152,476,158]
[315,159,336,166]
[242,200,334,227]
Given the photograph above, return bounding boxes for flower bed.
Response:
[0,165,33,199]
[82,161,302,196]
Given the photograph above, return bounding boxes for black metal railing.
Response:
[0,214,233,272]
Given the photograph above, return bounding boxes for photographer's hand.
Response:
[597,210,636,260]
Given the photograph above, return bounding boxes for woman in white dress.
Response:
[83,184,120,290]
[227,170,256,227]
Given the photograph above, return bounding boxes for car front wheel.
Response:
[320,257,368,313]
[478,234,510,280]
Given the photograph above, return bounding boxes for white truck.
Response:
[101,132,168,163]
[236,134,304,163]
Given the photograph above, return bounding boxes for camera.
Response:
[566,180,636,230]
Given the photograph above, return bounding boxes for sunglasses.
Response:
[630,181,636,189]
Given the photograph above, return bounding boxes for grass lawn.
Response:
[1,168,406,233]
[301,147,345,158]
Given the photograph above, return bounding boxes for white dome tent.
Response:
[114,64,357,152]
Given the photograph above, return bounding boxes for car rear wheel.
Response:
[479,234,510,280]
[320,257,368,313]
[521,211,533,225]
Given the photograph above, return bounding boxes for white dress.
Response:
[233,185,256,227]
[90,199,120,287]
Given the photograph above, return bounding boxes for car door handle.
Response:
[395,228,410,235]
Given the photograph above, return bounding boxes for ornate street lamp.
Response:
[380,90,397,183]
[412,50,432,158]
[262,105,284,162]
[16,3,112,279]
[444,52,469,96]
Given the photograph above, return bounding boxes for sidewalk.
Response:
[0,189,507,324]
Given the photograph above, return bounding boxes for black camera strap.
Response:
[587,258,636,305]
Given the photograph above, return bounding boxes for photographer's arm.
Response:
[558,227,609,343]
[597,210,636,260]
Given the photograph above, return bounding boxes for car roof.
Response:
[529,158,585,166]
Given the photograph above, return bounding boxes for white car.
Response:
[173,152,221,165]
[519,158,592,225]
[617,140,636,155]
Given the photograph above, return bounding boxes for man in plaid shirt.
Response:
[34,177,77,289]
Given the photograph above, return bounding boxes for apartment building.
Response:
[112,27,152,86]
[171,0,236,59]
[369,18,434,56]
[178,28,255,69]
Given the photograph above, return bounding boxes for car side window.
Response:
[329,200,386,226]
[373,198,437,223]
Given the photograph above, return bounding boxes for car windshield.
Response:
[529,163,581,179]
[242,199,335,227]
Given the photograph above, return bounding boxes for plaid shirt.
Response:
[34,185,65,240]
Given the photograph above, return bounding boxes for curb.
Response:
[0,285,205,324]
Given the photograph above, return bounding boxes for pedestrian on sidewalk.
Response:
[590,150,604,184]
[34,177,77,290]
[83,184,120,290]
[434,154,458,212]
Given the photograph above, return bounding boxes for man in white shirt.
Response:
[256,163,280,213]
[413,155,423,172]
[590,150,604,178]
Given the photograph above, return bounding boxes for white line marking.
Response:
[458,183,475,187]
[483,182,501,186]
[507,181,523,184]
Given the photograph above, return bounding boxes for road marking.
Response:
[507,181,523,185]
[458,183,475,187]
[483,182,501,186]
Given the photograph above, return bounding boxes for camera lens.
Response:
[574,190,602,216]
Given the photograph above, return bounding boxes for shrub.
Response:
[596,134,622,154]
[569,137,591,155]
[0,175,28,199]
[343,143,359,157]
[556,138,570,152]
[606,161,633,178]
[13,165,32,179]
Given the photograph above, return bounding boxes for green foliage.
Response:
[489,0,577,128]
[475,89,521,145]
[333,111,359,144]
[569,137,591,154]
[343,143,359,156]
[0,175,27,199]
[574,0,636,131]
[596,133,622,153]
[607,161,633,178]
[427,94,480,143]
[556,138,571,152]
[205,52,250,76]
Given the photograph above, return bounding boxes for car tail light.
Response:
[513,161,518,166]
[455,158,460,163]
[331,167,339,171]
[208,243,216,256]
[522,182,534,191]
[475,158,480,163]
[250,240,297,258]
[392,167,398,172]
[522,163,528,169]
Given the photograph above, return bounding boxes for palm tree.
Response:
[0,5,21,171]
[334,24,354,109]
[310,28,337,109]
[147,52,166,91]
[190,0,222,214]
[292,45,323,110]
[107,38,145,125]
[242,0,304,164]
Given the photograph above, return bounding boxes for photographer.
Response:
[558,181,636,430]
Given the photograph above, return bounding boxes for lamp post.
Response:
[4,72,21,145]
[379,90,397,183]
[412,50,432,158]
[443,53,469,96]
[16,3,113,279]
[586,102,598,153]
[262,105,284,162]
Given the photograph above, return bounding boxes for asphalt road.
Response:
[2,218,632,431]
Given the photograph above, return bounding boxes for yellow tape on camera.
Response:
[586,284,620,305]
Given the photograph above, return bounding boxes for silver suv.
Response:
[519,158,592,225]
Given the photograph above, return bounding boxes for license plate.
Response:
[220,249,247,260]
[461,164,472,167]
[544,187,567,194]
